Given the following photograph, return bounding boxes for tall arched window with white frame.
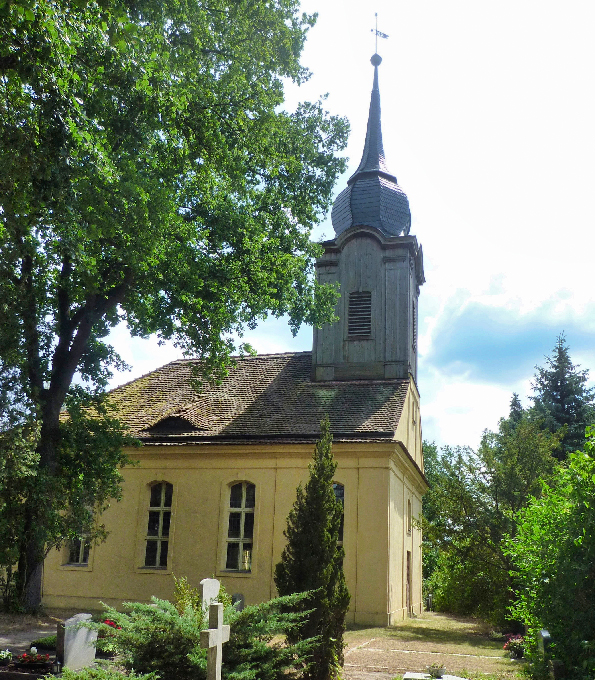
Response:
[145,482,173,568]
[225,482,255,571]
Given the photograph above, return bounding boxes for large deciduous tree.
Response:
[530,334,595,459]
[423,397,560,625]
[0,0,348,608]
[275,418,350,680]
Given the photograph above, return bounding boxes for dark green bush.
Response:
[61,668,155,680]
[94,587,317,680]
[30,634,57,650]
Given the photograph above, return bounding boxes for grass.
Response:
[344,612,526,679]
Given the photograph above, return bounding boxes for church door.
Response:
[406,551,412,616]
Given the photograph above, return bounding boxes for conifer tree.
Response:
[508,393,524,427]
[531,334,595,458]
[274,417,350,680]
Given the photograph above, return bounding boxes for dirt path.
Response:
[0,609,80,655]
[343,612,525,680]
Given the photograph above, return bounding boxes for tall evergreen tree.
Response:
[530,334,595,458]
[508,393,524,427]
[274,417,350,680]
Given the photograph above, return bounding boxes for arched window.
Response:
[225,482,255,571]
[145,482,173,568]
[333,483,345,545]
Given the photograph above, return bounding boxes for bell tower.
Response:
[312,54,425,382]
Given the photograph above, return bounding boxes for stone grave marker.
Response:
[232,593,245,611]
[57,613,97,670]
[200,577,220,610]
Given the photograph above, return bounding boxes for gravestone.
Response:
[200,578,220,610]
[57,613,97,670]
[200,601,230,680]
[232,593,245,611]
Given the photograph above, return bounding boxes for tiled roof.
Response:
[108,352,408,443]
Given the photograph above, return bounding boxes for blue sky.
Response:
[108,1,595,449]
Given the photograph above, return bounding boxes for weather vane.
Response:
[371,13,389,53]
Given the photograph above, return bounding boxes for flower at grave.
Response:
[103,618,122,629]
[30,647,37,654]
[503,634,525,658]
[427,662,446,678]
[18,652,50,664]
[0,649,12,661]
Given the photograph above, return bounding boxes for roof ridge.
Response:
[171,350,312,364]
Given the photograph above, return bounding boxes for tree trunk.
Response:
[16,400,62,610]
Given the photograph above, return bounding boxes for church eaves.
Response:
[331,54,411,238]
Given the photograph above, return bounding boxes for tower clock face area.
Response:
[312,54,424,384]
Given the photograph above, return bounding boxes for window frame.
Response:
[60,530,95,572]
[223,481,255,573]
[218,480,257,577]
[67,536,91,565]
[139,481,174,572]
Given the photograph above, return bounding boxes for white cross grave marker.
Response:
[200,601,230,680]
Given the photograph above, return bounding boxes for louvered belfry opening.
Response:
[348,291,372,337]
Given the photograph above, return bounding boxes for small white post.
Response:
[200,602,230,680]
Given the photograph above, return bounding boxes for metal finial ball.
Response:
[371,53,382,67]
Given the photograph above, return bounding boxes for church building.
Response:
[43,54,428,625]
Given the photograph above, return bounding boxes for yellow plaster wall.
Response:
[43,428,426,625]
[395,377,423,471]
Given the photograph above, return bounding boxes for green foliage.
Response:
[275,417,350,680]
[0,0,348,606]
[61,668,155,680]
[423,399,560,626]
[30,634,56,650]
[530,334,595,459]
[220,592,318,680]
[421,441,440,586]
[95,588,317,680]
[96,598,210,680]
[506,427,595,679]
[0,393,137,610]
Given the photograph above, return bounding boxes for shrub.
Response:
[507,433,595,678]
[93,583,317,680]
[61,668,155,680]
[30,634,57,650]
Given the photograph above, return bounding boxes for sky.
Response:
[108,1,595,450]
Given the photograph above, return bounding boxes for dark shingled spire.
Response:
[331,54,411,237]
